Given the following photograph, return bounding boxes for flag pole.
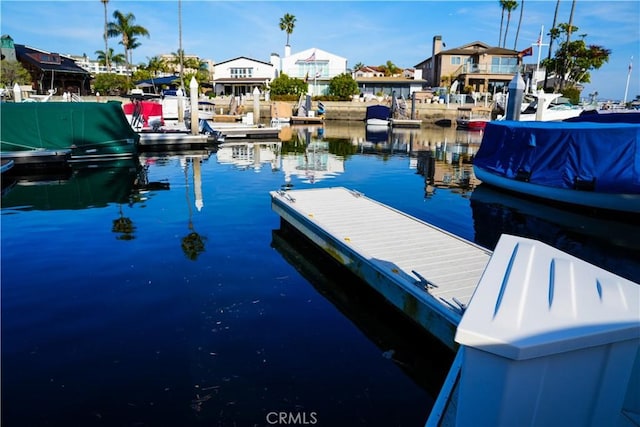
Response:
[533,25,545,91]
[623,56,633,105]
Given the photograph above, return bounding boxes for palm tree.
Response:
[543,0,561,90]
[279,13,296,46]
[145,56,167,77]
[100,0,110,71]
[178,0,184,89]
[95,48,125,68]
[107,10,149,80]
[353,62,365,72]
[513,0,524,49]
[498,1,506,46]
[501,0,519,48]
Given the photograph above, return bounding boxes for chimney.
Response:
[432,35,443,87]
[433,35,443,55]
[284,45,291,58]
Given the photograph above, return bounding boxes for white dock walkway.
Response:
[270,187,492,349]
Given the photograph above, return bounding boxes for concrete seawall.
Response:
[80,96,477,125]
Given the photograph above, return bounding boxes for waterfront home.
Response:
[213,56,274,98]
[415,35,521,95]
[275,47,347,97]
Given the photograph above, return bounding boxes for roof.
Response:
[215,56,273,67]
[14,44,91,76]
[134,75,180,86]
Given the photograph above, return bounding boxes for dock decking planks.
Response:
[270,187,491,348]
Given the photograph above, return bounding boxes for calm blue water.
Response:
[2,123,639,427]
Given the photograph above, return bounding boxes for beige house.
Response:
[415,35,521,94]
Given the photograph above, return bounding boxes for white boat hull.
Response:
[474,166,640,214]
[365,118,390,126]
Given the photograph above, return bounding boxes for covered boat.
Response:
[473,120,640,214]
[0,101,139,165]
[365,104,391,126]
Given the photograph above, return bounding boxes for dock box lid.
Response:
[455,234,640,360]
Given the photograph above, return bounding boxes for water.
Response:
[2,122,639,427]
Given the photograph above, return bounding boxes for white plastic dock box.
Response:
[454,234,640,427]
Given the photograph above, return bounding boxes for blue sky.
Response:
[1,0,638,101]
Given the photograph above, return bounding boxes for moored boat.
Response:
[365,104,391,126]
[473,120,640,214]
[456,106,491,130]
[1,101,139,166]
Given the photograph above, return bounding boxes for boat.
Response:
[186,100,216,121]
[426,233,639,427]
[564,110,640,123]
[0,101,139,166]
[365,104,391,126]
[122,95,164,130]
[434,118,452,127]
[1,159,15,174]
[456,106,491,131]
[518,92,583,121]
[473,120,640,214]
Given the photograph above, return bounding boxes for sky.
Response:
[1,0,638,101]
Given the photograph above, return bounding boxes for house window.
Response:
[451,56,461,65]
[230,68,253,78]
[491,57,517,73]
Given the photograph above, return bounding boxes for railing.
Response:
[459,63,519,75]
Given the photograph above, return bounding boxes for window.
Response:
[451,56,461,65]
[491,57,518,74]
[230,67,253,78]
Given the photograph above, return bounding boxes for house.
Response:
[352,65,425,99]
[213,56,274,97]
[415,35,520,95]
[1,35,92,96]
[275,47,347,97]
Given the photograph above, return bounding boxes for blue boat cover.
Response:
[365,105,391,121]
[564,111,640,123]
[474,120,640,193]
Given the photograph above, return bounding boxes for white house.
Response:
[213,56,274,97]
[274,47,348,96]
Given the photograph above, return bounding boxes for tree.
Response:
[279,13,296,46]
[501,1,518,48]
[498,1,505,46]
[378,60,400,77]
[0,60,31,90]
[93,72,129,95]
[95,48,125,67]
[269,73,307,96]
[543,0,562,90]
[107,10,150,79]
[513,0,524,49]
[100,0,110,71]
[145,56,168,76]
[541,23,611,93]
[353,62,365,72]
[328,73,359,100]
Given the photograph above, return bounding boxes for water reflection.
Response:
[1,160,140,211]
[470,184,640,283]
[271,224,454,399]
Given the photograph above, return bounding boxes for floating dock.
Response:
[290,115,325,125]
[389,118,422,128]
[137,132,213,147]
[270,187,492,349]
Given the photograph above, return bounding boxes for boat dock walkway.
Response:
[270,187,492,349]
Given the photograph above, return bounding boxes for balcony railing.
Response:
[459,63,519,75]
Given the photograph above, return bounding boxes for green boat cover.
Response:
[0,101,140,152]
